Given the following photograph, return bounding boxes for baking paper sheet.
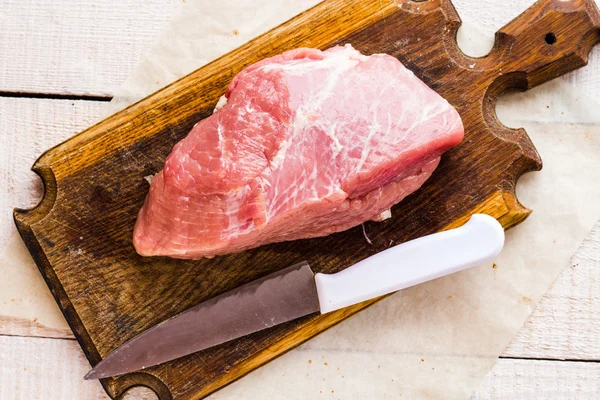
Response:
[106,1,600,398]
[2,0,599,398]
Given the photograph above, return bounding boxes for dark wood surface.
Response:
[13,0,600,398]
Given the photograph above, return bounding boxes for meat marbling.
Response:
[133,44,464,259]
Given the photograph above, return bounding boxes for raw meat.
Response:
[133,44,464,259]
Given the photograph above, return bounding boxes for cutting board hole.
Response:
[122,386,158,400]
[545,33,557,45]
[456,22,495,58]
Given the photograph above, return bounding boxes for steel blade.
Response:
[85,261,319,380]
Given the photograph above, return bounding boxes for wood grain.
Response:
[12,0,600,399]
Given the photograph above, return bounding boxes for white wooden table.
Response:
[1,0,599,399]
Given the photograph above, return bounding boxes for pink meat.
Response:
[133,45,464,259]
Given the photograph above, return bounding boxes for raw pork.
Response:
[134,45,464,259]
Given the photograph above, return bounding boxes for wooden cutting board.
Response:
[14,0,600,398]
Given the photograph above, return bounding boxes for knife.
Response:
[85,213,504,380]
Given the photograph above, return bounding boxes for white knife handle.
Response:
[314,214,504,314]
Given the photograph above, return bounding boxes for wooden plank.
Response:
[0,335,105,399]
[0,0,179,96]
[0,97,106,338]
[0,94,598,357]
[4,95,600,349]
[473,359,600,399]
[504,224,600,361]
[0,0,598,100]
[0,98,106,248]
[1,93,598,399]
[0,335,155,399]
[0,235,73,339]
[12,0,600,398]
[1,334,598,399]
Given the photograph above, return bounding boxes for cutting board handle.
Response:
[495,0,600,89]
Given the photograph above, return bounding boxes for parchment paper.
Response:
[104,2,600,397]
[1,0,598,399]
[105,1,600,398]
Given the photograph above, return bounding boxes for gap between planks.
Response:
[500,356,600,364]
[0,91,112,102]
[3,330,599,364]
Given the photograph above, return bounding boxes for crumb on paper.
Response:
[519,296,532,305]
[324,362,328,366]
[362,224,373,245]
[492,263,497,269]
[233,29,239,35]
[308,360,312,364]
[446,295,453,300]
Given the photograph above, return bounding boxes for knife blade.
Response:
[85,213,504,380]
